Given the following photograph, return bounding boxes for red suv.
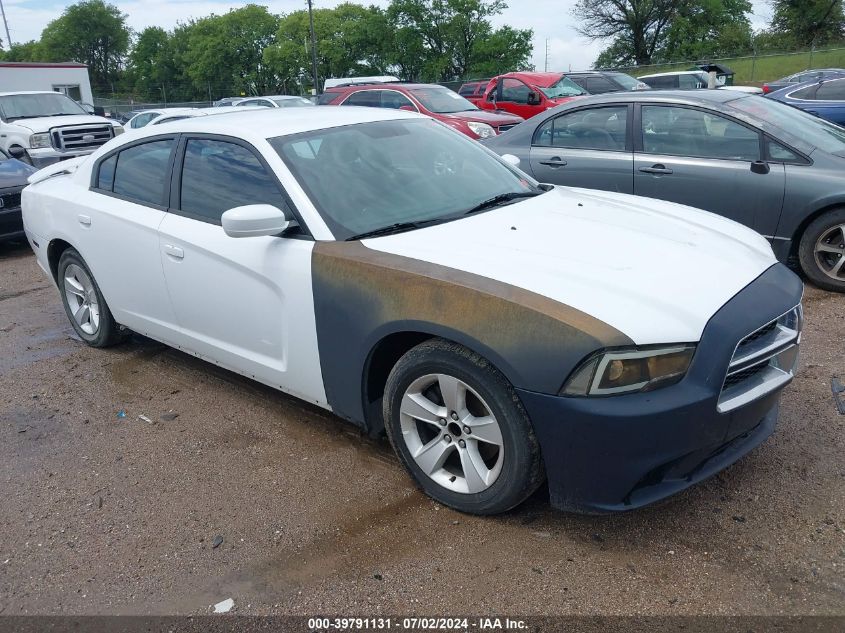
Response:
[319,83,524,139]
[464,72,587,119]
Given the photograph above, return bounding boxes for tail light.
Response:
[762,84,772,94]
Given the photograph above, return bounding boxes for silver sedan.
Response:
[484,90,845,292]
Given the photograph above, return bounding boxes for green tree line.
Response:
[0,0,533,101]
[574,0,845,68]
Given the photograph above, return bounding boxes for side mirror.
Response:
[501,154,521,168]
[221,204,295,238]
[527,91,541,105]
[8,146,27,160]
[750,160,770,175]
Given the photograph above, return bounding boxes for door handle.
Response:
[77,214,91,226]
[539,157,567,167]
[163,244,184,259]
[639,164,673,175]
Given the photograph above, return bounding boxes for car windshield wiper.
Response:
[345,218,447,241]
[463,191,542,216]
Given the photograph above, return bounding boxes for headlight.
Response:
[29,133,52,149]
[112,125,124,136]
[562,345,695,396]
[467,121,495,139]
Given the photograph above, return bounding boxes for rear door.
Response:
[634,104,784,234]
[157,135,326,404]
[528,104,633,193]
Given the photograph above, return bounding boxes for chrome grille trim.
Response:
[51,124,114,151]
[717,305,802,413]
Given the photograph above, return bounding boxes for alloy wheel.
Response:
[63,263,100,335]
[399,373,504,494]
[814,223,845,282]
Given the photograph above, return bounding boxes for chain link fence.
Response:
[605,46,845,84]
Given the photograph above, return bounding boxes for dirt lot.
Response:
[0,239,843,617]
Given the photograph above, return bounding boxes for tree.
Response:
[387,0,532,80]
[1,40,46,62]
[769,0,845,48]
[264,4,391,93]
[39,0,131,90]
[183,5,281,98]
[573,0,684,66]
[660,0,753,61]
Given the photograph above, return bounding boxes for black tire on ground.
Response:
[798,208,845,293]
[57,248,128,347]
[383,338,545,515]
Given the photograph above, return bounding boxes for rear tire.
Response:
[383,338,545,515]
[798,209,845,292]
[57,248,128,347]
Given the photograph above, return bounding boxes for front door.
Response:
[157,135,326,405]
[528,105,633,193]
[634,104,785,235]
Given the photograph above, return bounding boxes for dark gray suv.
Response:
[484,90,845,292]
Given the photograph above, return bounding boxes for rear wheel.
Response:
[799,209,845,292]
[57,248,127,347]
[383,339,544,515]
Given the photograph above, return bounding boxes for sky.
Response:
[2,0,774,72]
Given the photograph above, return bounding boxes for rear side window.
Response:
[102,139,174,206]
[586,76,617,94]
[342,91,381,107]
[815,79,845,101]
[97,154,117,190]
[641,106,760,161]
[643,75,677,89]
[790,85,818,100]
[179,138,287,223]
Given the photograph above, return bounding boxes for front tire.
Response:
[57,248,127,347]
[383,338,545,515]
[798,209,845,292]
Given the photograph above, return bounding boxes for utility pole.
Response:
[307,0,319,95]
[0,0,12,50]
[544,38,549,72]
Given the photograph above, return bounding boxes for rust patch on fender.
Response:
[312,241,633,424]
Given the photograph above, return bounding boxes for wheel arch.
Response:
[359,323,522,437]
[47,238,75,283]
[789,201,845,260]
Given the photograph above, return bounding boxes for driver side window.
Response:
[533,106,628,151]
[500,79,531,104]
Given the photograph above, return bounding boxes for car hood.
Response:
[439,110,524,125]
[10,114,116,133]
[364,187,777,345]
[0,158,36,187]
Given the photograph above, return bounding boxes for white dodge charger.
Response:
[21,107,803,514]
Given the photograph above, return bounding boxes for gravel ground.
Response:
[0,239,843,617]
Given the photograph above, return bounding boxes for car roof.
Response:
[564,89,745,106]
[500,71,563,87]
[244,95,309,100]
[639,70,704,79]
[135,104,421,139]
[0,90,70,96]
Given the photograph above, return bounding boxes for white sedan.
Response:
[22,107,803,514]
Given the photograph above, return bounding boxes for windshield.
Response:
[0,93,87,121]
[540,76,586,99]
[609,72,644,90]
[271,119,540,240]
[273,97,313,108]
[731,95,845,154]
[408,86,477,113]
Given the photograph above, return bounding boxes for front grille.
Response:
[736,320,777,351]
[51,124,114,151]
[0,189,22,210]
[497,124,516,133]
[717,305,802,413]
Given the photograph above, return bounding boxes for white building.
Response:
[0,61,94,103]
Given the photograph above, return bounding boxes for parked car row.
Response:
[484,89,845,292]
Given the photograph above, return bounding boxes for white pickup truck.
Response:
[0,91,123,168]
